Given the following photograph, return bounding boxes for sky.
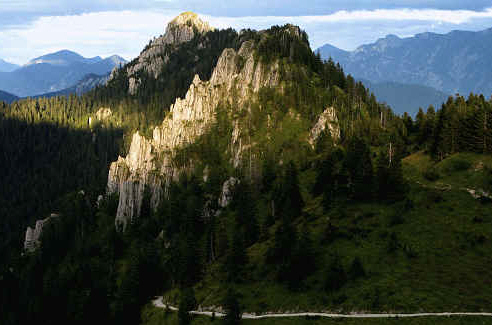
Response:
[1,1,492,65]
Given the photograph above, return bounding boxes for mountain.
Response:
[361,79,450,116]
[2,12,492,325]
[316,43,349,61]
[33,73,109,98]
[26,50,100,66]
[317,28,492,96]
[0,89,18,103]
[0,50,126,97]
[0,59,19,72]
[122,11,215,95]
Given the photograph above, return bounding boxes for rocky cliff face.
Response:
[24,214,59,252]
[108,39,281,230]
[126,12,214,94]
[309,106,340,147]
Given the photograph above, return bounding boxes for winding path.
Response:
[152,297,492,319]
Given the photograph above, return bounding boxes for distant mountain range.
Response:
[361,79,449,116]
[0,59,19,72]
[34,73,109,98]
[0,89,18,103]
[317,27,492,114]
[0,50,126,97]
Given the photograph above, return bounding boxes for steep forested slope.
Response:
[1,12,492,325]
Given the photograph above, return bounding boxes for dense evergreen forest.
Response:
[1,22,492,325]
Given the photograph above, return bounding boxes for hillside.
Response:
[0,50,126,96]
[1,12,492,325]
[317,28,492,95]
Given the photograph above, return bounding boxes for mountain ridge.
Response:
[0,89,18,103]
[0,59,20,72]
[317,27,492,96]
[0,50,126,97]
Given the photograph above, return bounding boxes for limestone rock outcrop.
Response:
[108,40,281,230]
[218,177,239,208]
[24,214,60,252]
[309,106,340,147]
[95,107,112,120]
[126,12,214,94]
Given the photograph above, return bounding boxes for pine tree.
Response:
[178,288,196,325]
[266,209,297,284]
[232,181,259,246]
[376,147,406,201]
[345,137,373,200]
[349,256,366,280]
[324,254,347,293]
[224,223,248,282]
[288,224,316,289]
[431,105,446,160]
[421,105,436,149]
[276,161,304,220]
[222,287,241,325]
[415,107,426,144]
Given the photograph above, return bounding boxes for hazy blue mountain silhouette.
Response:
[318,28,492,97]
[0,89,18,103]
[0,50,126,97]
[0,59,20,72]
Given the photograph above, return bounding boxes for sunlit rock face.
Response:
[24,214,60,252]
[218,177,239,209]
[108,38,281,231]
[95,107,112,121]
[126,12,214,94]
[309,106,340,147]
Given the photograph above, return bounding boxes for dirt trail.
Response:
[152,297,492,319]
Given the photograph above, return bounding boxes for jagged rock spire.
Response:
[126,12,214,94]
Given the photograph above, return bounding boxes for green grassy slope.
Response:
[160,152,492,314]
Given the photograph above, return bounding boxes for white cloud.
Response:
[1,7,492,64]
[298,7,492,24]
[204,7,492,49]
[0,10,180,64]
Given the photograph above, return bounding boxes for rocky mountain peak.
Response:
[125,12,214,94]
[168,12,213,34]
[162,11,214,46]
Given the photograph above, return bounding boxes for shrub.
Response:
[483,165,492,192]
[389,212,404,226]
[324,255,347,293]
[442,156,471,174]
[426,190,444,204]
[402,243,418,258]
[387,232,399,253]
[349,257,366,280]
[423,167,440,181]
